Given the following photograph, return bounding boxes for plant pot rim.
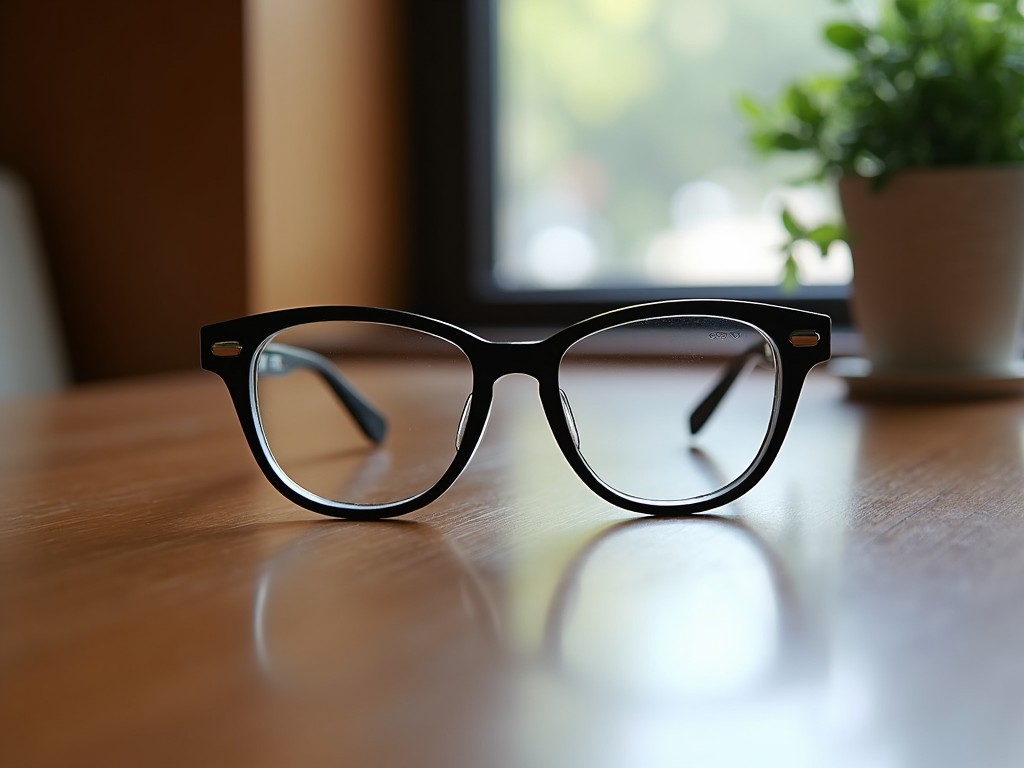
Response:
[840,164,1024,184]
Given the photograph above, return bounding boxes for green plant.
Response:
[777,208,847,291]
[743,0,1024,285]
[745,0,1024,181]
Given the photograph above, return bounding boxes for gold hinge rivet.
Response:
[788,330,820,348]
[211,341,243,357]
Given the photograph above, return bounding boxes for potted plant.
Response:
[744,0,1024,384]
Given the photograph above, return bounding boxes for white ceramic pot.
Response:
[840,167,1024,376]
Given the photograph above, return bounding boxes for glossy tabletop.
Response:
[3,364,1024,767]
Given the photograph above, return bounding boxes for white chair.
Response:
[0,168,69,398]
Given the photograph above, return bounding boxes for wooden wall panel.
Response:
[245,0,405,313]
[0,1,404,383]
[0,1,249,382]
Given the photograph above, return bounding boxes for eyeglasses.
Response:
[201,301,830,520]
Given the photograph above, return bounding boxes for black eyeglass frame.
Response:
[201,300,831,520]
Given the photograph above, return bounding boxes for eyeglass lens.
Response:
[256,322,473,506]
[558,316,777,503]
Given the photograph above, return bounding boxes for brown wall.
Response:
[0,1,403,383]
[0,1,249,382]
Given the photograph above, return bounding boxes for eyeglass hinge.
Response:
[788,330,820,348]
[211,341,243,357]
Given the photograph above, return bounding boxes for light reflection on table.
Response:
[251,514,820,768]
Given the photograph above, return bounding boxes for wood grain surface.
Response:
[3,365,1024,767]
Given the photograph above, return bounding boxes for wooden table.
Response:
[3,365,1024,767]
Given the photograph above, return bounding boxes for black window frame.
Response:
[404,0,850,328]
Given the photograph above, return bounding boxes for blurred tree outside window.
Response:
[496,0,856,292]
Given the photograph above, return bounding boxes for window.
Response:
[406,0,851,327]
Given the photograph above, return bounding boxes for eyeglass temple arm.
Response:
[260,343,388,444]
[688,341,770,436]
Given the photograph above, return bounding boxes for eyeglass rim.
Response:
[201,300,831,520]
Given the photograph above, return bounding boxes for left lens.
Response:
[255,321,473,507]
[558,315,778,503]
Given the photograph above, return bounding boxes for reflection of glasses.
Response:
[251,516,806,704]
[542,517,809,704]
[201,301,830,519]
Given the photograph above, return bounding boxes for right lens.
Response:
[558,315,778,503]
[255,322,473,507]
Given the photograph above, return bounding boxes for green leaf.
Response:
[771,131,809,151]
[781,208,804,238]
[786,85,822,125]
[750,131,779,154]
[781,255,800,293]
[806,223,847,255]
[737,94,766,120]
[894,0,919,22]
[973,40,1003,76]
[824,22,869,52]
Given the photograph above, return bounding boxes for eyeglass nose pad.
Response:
[559,389,580,451]
[455,394,473,450]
